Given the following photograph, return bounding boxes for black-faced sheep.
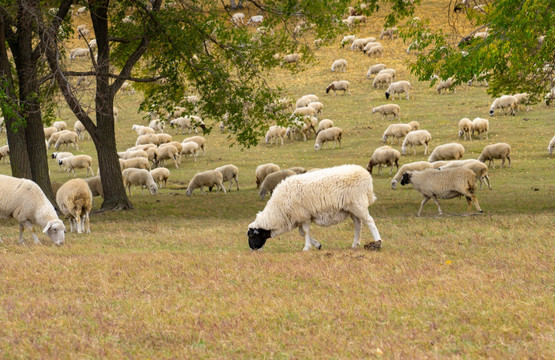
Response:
[385,81,411,100]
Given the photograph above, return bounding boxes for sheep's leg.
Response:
[221,182,227,194]
[431,196,443,216]
[84,212,90,233]
[507,156,511,168]
[22,222,41,245]
[484,175,492,190]
[350,215,362,248]
[347,206,382,248]
[417,196,431,216]
[235,177,240,191]
[299,223,321,250]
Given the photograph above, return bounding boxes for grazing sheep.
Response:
[314,127,342,150]
[132,125,155,136]
[478,143,511,168]
[548,135,555,156]
[255,163,281,189]
[401,168,483,216]
[54,131,79,150]
[367,146,401,175]
[56,179,92,234]
[119,149,148,160]
[44,126,57,140]
[378,69,396,80]
[489,95,518,116]
[307,102,324,116]
[295,94,319,108]
[286,119,310,141]
[471,117,489,139]
[366,63,386,78]
[381,123,411,144]
[316,119,334,134]
[512,93,530,111]
[373,104,401,121]
[325,80,350,95]
[47,130,70,149]
[231,12,245,25]
[136,134,159,146]
[149,119,165,133]
[379,27,398,40]
[362,41,381,53]
[0,144,9,163]
[59,155,94,177]
[390,161,435,189]
[247,165,383,251]
[436,78,455,94]
[283,53,300,64]
[84,176,104,197]
[182,136,206,154]
[373,72,393,89]
[438,159,492,190]
[350,37,376,51]
[53,121,67,131]
[458,118,473,140]
[366,44,384,57]
[246,15,263,26]
[259,169,296,200]
[265,125,287,146]
[74,121,87,140]
[150,167,170,189]
[385,81,411,100]
[292,106,318,118]
[340,35,356,47]
[288,167,306,174]
[160,141,183,154]
[154,144,180,169]
[428,143,465,162]
[215,164,240,191]
[122,168,158,195]
[331,59,347,72]
[51,152,73,171]
[186,170,226,196]
[170,115,204,134]
[181,141,200,161]
[69,48,89,60]
[545,87,555,106]
[401,130,432,155]
[119,157,151,171]
[156,133,172,144]
[408,121,419,131]
[0,175,66,245]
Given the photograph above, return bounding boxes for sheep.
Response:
[478,143,511,168]
[401,130,432,155]
[316,119,334,134]
[489,95,518,116]
[255,163,280,189]
[59,155,94,177]
[150,167,170,189]
[132,125,155,136]
[307,102,324,117]
[390,161,435,189]
[53,120,67,131]
[458,118,473,140]
[54,131,79,150]
[436,78,455,94]
[156,133,173,144]
[74,121,87,140]
[288,167,306,174]
[286,119,310,141]
[231,12,245,25]
[122,168,158,195]
[372,72,393,89]
[365,44,384,57]
[181,141,199,161]
[118,149,148,160]
[246,15,263,26]
[428,143,465,162]
[385,81,411,100]
[548,135,555,156]
[182,136,206,154]
[119,157,151,171]
[149,119,165,133]
[0,175,65,245]
[314,127,342,150]
[259,169,296,200]
[381,123,411,144]
[46,130,71,149]
[467,73,489,87]
[512,93,530,111]
[292,106,318,118]
[186,170,226,196]
[44,126,57,140]
[545,87,555,106]
[295,94,319,108]
[135,134,159,146]
[437,159,492,190]
[247,164,383,251]
[340,35,356,47]
[362,41,381,53]
[56,178,92,234]
[160,141,183,154]
[88,38,97,49]
[367,146,401,175]
[69,48,89,60]
[84,176,104,197]
[366,63,386,78]
[331,59,347,72]
[350,38,375,51]
[51,152,73,171]
[215,164,239,191]
[378,68,396,79]
[325,81,350,95]
[471,117,489,139]
[283,53,300,64]
[0,144,8,163]
[154,144,181,169]
[408,121,419,131]
[380,27,398,40]
[169,115,204,134]
[265,125,288,146]
[78,28,90,39]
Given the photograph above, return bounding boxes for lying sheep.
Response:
[438,159,492,190]
[215,164,239,192]
[401,130,432,155]
[400,168,483,216]
[390,161,435,189]
[54,131,79,150]
[436,78,455,94]
[56,178,92,234]
[381,123,411,144]
[549,135,555,156]
[428,143,465,162]
[154,144,181,169]
[489,95,518,116]
[186,170,226,196]
[265,125,288,146]
[366,63,386,78]
[259,169,296,200]
[122,168,158,195]
[0,174,65,245]
[182,136,206,154]
[59,155,94,177]
[458,118,473,140]
[331,59,347,72]
[367,146,400,175]
[385,81,411,100]
[471,117,489,139]
[373,72,393,89]
[255,163,280,188]
[478,143,511,168]
[408,121,419,131]
[150,167,170,189]
[119,157,151,171]
[84,176,104,197]
[247,165,383,251]
[325,80,350,95]
[314,127,342,150]
[316,119,334,134]
[372,104,400,120]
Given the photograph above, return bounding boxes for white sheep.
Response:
[135,134,159,146]
[181,141,199,161]
[0,144,11,162]
[292,106,318,118]
[56,178,92,234]
[119,149,148,160]
[84,176,103,198]
[489,95,518,116]
[325,80,350,95]
[53,121,67,131]
[231,12,245,25]
[74,120,87,140]
[478,143,511,168]
[51,152,73,171]
[286,119,310,141]
[283,53,301,64]
[132,125,155,136]
[408,121,419,131]
[365,44,384,57]
[122,168,158,195]
[350,38,375,51]
[246,15,263,26]
[379,27,398,40]
[549,135,555,156]
[437,159,492,190]
[362,41,381,53]
[373,104,401,121]
[44,126,57,140]
[170,115,204,134]
[381,123,411,144]
[471,117,489,139]
[149,119,165,133]
[265,125,288,146]
[331,59,347,72]
[255,163,281,189]
[385,81,411,100]
[150,167,170,188]
[186,170,226,196]
[247,165,383,251]
[366,63,386,78]
[401,130,432,155]
[154,144,181,169]
[307,102,324,117]
[458,118,473,140]
[182,136,206,154]
[0,175,65,245]
[428,143,465,162]
[59,155,94,177]
[47,130,71,148]
[54,131,79,150]
[545,87,555,106]
[119,157,151,171]
[295,94,319,108]
[314,127,342,150]
[378,68,396,79]
[400,168,483,216]
[259,169,296,200]
[340,35,356,47]
[155,133,173,144]
[316,119,334,134]
[215,164,239,191]
[160,141,183,154]
[373,72,393,89]
[69,48,89,60]
[436,78,455,94]
[390,161,435,189]
[367,146,401,175]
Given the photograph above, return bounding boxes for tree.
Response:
[402,0,554,101]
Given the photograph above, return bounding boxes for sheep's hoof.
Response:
[364,240,382,251]
[316,244,322,250]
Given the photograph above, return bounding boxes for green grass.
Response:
[0,1,554,358]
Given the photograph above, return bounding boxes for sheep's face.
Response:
[148,185,158,195]
[489,109,494,116]
[391,179,398,189]
[43,219,65,245]
[58,159,64,166]
[51,153,57,159]
[248,228,271,250]
[314,143,321,150]
[385,91,390,99]
[400,172,412,186]
[458,130,464,138]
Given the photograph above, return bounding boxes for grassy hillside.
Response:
[0,1,553,358]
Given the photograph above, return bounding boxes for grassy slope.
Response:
[0,1,554,358]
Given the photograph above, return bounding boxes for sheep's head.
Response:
[58,159,64,166]
[51,153,57,159]
[391,179,398,189]
[488,109,494,116]
[149,184,158,195]
[400,172,412,186]
[248,227,271,250]
[314,142,321,150]
[385,91,390,99]
[43,219,65,245]
[458,130,464,138]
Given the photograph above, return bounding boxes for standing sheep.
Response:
[548,135,555,156]
[478,143,511,168]
[247,165,383,251]
[436,78,455,94]
[428,143,465,162]
[180,141,199,161]
[401,130,432,155]
[53,121,68,131]
[0,175,65,245]
[385,81,411,100]
[471,117,489,139]
[367,146,400,175]
[154,144,181,169]
[182,136,206,155]
[489,95,518,116]
[186,170,226,196]
[390,161,435,189]
[215,164,240,191]
[259,169,296,200]
[56,178,92,234]
[372,104,400,120]
[265,125,288,146]
[74,121,87,140]
[381,123,411,144]
[458,118,473,140]
[366,63,386,78]
[314,127,342,150]
[59,155,94,177]
[331,59,347,72]
[122,168,158,195]
[325,81,351,95]
[150,167,170,189]
[438,159,492,190]
[373,72,393,89]
[54,131,79,150]
[316,119,334,134]
[408,121,420,131]
[255,163,280,188]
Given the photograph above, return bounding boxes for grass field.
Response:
[0,1,554,358]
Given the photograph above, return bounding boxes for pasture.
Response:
[0,1,554,358]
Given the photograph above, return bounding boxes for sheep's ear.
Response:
[43,222,52,233]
